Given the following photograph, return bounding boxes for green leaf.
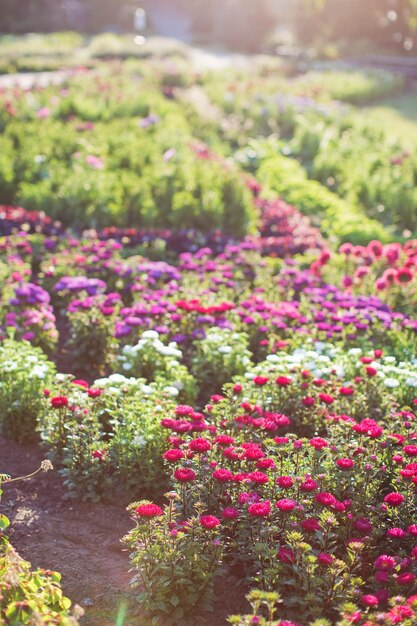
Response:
[62,596,72,610]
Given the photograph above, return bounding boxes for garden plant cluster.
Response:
[1,53,417,626]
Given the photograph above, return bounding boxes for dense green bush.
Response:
[40,374,178,501]
[0,70,257,234]
[192,328,253,402]
[287,113,417,233]
[124,498,223,623]
[117,331,197,404]
[236,143,391,245]
[0,338,56,442]
[201,65,416,236]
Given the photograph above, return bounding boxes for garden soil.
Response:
[0,436,247,625]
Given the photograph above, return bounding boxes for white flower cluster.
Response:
[115,331,190,398]
[94,372,180,398]
[94,373,155,396]
[0,344,54,381]
[246,339,417,390]
[200,328,252,366]
[118,330,183,372]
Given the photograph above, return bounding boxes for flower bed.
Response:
[0,220,416,623]
[1,53,417,626]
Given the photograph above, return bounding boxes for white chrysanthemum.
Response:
[108,373,128,384]
[293,348,307,357]
[208,333,222,343]
[94,378,108,388]
[142,330,159,340]
[164,386,179,397]
[157,345,182,358]
[3,363,17,372]
[317,355,331,364]
[384,378,400,388]
[122,345,135,356]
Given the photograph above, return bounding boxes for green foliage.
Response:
[192,328,253,402]
[117,331,196,404]
[228,590,281,626]
[124,498,224,624]
[288,113,417,233]
[40,374,177,501]
[1,68,258,235]
[66,304,119,376]
[290,69,405,105]
[0,338,56,442]
[202,63,417,238]
[240,144,390,245]
[0,543,81,625]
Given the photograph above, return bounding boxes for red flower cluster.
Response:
[50,396,69,408]
[135,503,164,518]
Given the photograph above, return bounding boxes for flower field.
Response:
[1,50,417,626]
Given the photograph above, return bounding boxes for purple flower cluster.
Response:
[54,276,107,296]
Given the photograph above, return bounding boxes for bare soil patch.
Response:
[0,436,247,625]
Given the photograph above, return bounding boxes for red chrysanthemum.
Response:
[336,458,355,470]
[248,500,271,517]
[163,449,185,462]
[50,396,69,408]
[189,438,211,453]
[384,492,405,507]
[135,503,163,518]
[200,515,220,530]
[276,498,297,512]
[173,468,196,482]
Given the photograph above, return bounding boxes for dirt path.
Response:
[0,436,134,624]
[0,436,247,625]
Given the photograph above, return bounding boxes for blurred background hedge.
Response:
[1,0,417,55]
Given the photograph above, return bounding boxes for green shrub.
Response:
[2,73,258,235]
[192,328,253,402]
[117,330,197,404]
[246,147,391,245]
[124,498,223,623]
[0,338,56,442]
[40,374,177,501]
